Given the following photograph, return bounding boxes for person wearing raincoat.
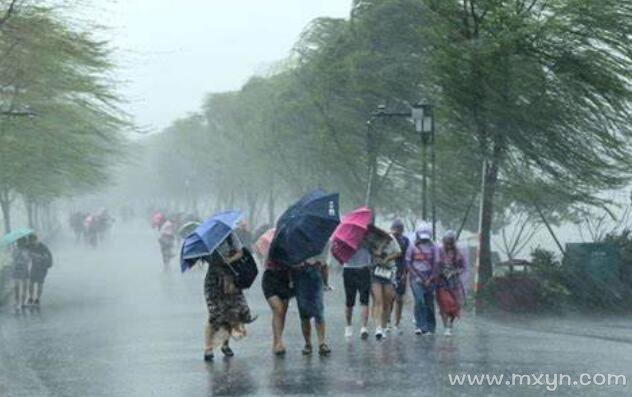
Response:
[405,224,440,335]
[437,230,467,336]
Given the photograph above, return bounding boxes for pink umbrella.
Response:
[255,228,275,258]
[330,207,372,264]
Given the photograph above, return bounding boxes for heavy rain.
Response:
[1,1,632,396]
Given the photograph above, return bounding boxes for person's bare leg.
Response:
[267,297,288,352]
[20,280,27,307]
[36,282,44,301]
[279,300,288,347]
[315,320,326,346]
[28,281,35,302]
[360,304,369,328]
[14,280,20,309]
[371,283,383,329]
[204,321,214,354]
[345,306,353,326]
[301,318,312,352]
[382,285,395,329]
[394,296,404,327]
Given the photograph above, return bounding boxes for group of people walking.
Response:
[10,233,53,313]
[151,210,201,271]
[192,206,467,361]
[69,209,114,248]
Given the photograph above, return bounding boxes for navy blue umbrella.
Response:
[269,190,340,266]
[180,210,242,272]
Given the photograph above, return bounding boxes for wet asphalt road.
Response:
[1,222,632,396]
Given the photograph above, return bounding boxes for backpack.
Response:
[226,247,259,289]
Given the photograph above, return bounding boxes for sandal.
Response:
[318,343,331,356]
[302,344,313,356]
[221,345,235,357]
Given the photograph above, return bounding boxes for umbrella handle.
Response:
[226,263,238,276]
[219,251,239,276]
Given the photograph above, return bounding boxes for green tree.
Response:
[420,0,632,285]
[0,5,126,232]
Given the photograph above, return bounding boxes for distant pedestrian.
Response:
[342,246,371,339]
[27,234,53,306]
[235,220,253,250]
[387,219,410,332]
[406,225,439,335]
[203,232,256,361]
[84,214,98,247]
[69,212,86,243]
[151,211,165,230]
[437,230,467,336]
[292,251,332,356]
[11,237,31,313]
[261,258,293,355]
[158,218,176,271]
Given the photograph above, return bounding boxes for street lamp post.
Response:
[370,103,437,239]
[411,103,436,239]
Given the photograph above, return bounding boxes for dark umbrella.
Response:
[269,190,340,266]
[180,210,242,272]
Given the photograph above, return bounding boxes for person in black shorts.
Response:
[342,247,371,339]
[261,259,293,355]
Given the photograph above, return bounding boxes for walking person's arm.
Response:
[321,262,332,291]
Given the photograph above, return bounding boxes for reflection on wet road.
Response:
[1,223,631,396]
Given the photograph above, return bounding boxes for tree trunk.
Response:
[478,159,499,288]
[267,184,275,225]
[365,121,378,208]
[0,190,11,234]
[246,191,258,228]
[25,197,34,229]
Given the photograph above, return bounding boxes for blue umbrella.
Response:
[180,210,242,272]
[269,190,340,266]
[1,228,34,249]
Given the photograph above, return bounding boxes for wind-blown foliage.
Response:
[0,4,127,232]
[148,0,632,290]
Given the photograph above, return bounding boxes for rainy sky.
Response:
[99,0,351,132]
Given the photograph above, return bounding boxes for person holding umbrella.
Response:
[27,234,53,306]
[405,224,440,335]
[268,190,340,356]
[180,211,257,362]
[330,207,373,340]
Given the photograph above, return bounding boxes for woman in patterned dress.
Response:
[203,232,256,361]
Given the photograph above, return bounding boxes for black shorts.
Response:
[262,269,293,301]
[343,267,371,307]
[30,266,49,284]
